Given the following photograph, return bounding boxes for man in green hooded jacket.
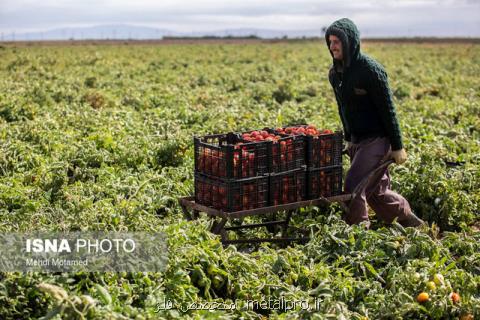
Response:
[325,18,425,227]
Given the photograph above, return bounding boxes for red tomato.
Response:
[450,292,461,304]
[242,195,249,209]
[280,141,287,153]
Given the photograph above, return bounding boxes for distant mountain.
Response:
[6,25,174,41]
[3,24,324,41]
[184,28,323,39]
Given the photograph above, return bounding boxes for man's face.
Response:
[329,35,343,61]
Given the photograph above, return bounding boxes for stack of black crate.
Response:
[194,132,270,212]
[265,130,307,207]
[268,125,343,200]
[303,131,343,199]
[194,131,306,212]
[194,127,343,212]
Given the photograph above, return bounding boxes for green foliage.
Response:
[0,41,478,319]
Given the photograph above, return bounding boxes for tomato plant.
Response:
[0,40,478,319]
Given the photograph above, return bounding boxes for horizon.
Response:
[1,0,479,39]
[2,23,480,42]
[3,24,480,43]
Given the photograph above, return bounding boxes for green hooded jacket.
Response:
[325,18,403,151]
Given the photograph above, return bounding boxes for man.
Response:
[325,18,425,228]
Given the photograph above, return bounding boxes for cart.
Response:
[179,158,394,246]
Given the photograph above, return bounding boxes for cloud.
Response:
[0,0,479,36]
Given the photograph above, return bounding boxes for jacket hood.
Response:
[325,18,361,69]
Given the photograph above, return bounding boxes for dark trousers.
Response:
[344,137,412,225]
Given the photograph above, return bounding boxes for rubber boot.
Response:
[399,213,427,228]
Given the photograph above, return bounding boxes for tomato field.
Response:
[0,40,479,319]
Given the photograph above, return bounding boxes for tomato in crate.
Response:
[307,132,342,168]
[271,135,304,172]
[194,173,268,212]
[241,129,305,173]
[272,124,343,169]
[194,133,269,179]
[306,166,343,199]
[269,167,306,206]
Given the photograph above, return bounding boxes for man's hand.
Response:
[391,148,407,164]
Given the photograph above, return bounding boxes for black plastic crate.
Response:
[269,167,307,206]
[194,173,269,212]
[241,129,305,173]
[194,133,269,179]
[270,125,342,169]
[306,165,343,199]
[306,132,343,168]
[270,134,305,173]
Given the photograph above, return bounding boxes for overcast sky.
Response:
[1,0,479,37]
